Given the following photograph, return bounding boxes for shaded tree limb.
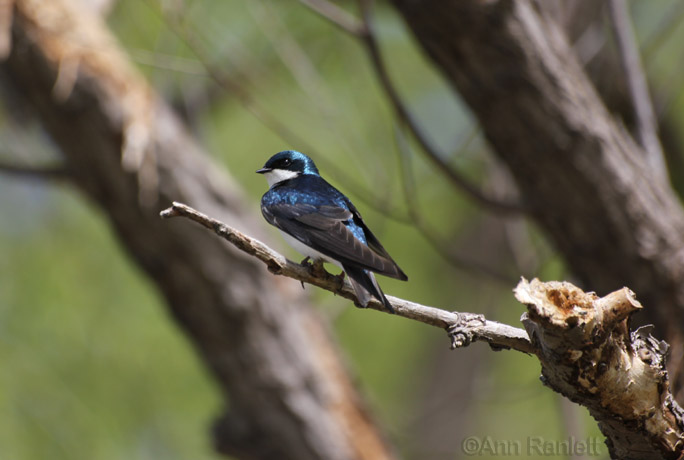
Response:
[1,1,395,459]
[161,201,684,460]
[545,0,684,402]
[0,159,70,180]
[391,0,684,399]
[298,0,365,36]
[606,0,668,180]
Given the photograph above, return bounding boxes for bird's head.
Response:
[256,150,319,187]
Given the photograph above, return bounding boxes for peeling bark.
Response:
[517,279,683,460]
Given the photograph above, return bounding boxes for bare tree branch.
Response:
[390,0,684,399]
[642,0,684,66]
[0,0,12,59]
[161,201,684,459]
[0,159,70,180]
[298,0,365,36]
[607,0,668,181]
[160,201,531,352]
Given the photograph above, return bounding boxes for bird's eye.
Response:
[281,158,292,167]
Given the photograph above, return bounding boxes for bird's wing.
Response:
[345,201,408,281]
[262,202,402,276]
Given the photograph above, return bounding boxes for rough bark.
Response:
[0,1,394,459]
[391,0,684,397]
[547,0,684,401]
[516,279,683,460]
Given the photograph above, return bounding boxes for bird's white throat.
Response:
[264,169,299,188]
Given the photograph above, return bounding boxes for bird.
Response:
[257,150,407,313]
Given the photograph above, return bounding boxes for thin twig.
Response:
[393,125,516,284]
[129,48,207,76]
[357,0,525,215]
[298,0,366,36]
[160,201,535,354]
[0,0,13,59]
[0,161,70,180]
[607,0,668,181]
[156,0,521,221]
[249,1,336,115]
[249,0,373,170]
[642,0,684,65]
[147,0,412,224]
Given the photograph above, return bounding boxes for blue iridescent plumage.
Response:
[261,175,368,244]
[257,150,407,312]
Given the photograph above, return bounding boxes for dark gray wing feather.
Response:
[262,202,406,279]
[345,201,408,281]
[344,264,395,313]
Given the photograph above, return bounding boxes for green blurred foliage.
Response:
[0,182,221,460]
[6,0,684,458]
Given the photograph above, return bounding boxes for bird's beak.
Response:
[256,167,271,174]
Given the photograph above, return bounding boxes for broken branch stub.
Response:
[515,278,683,460]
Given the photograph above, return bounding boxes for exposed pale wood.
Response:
[517,279,683,460]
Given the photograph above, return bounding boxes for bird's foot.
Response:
[303,258,328,278]
[299,257,312,289]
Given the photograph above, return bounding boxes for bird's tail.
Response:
[343,265,395,314]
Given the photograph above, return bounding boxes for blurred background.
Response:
[2,0,684,459]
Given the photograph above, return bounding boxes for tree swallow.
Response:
[257,150,408,313]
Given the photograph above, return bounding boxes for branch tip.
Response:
[159,207,177,219]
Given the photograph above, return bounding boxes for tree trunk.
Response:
[391,0,684,399]
[0,1,395,459]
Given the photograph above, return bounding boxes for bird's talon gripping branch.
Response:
[310,259,328,278]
